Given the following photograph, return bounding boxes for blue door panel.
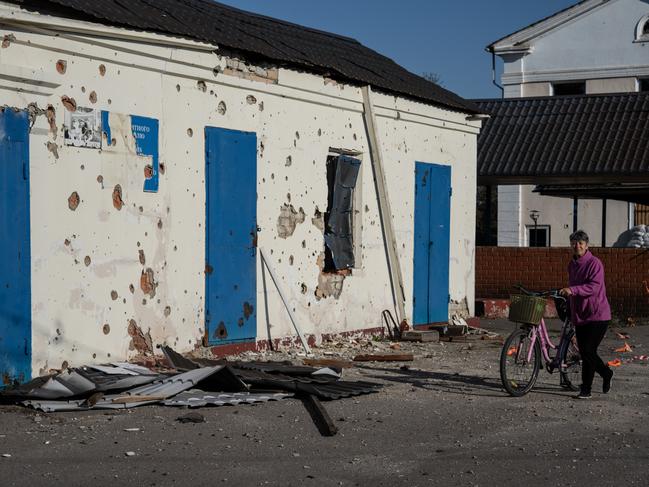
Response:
[413,164,432,325]
[413,162,450,325]
[205,127,257,344]
[0,109,31,386]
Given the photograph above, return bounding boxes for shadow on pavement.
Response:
[356,364,573,399]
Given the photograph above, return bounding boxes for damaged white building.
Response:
[0,0,482,384]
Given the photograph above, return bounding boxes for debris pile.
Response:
[607,329,647,366]
[0,347,382,437]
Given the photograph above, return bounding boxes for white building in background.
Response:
[0,0,481,382]
[486,0,649,247]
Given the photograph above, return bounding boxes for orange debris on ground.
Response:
[608,359,622,367]
[614,342,633,353]
[507,346,518,356]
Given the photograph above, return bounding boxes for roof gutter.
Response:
[489,48,504,98]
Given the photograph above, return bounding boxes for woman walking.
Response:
[559,230,614,399]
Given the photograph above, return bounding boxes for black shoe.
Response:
[575,391,592,399]
[603,368,613,394]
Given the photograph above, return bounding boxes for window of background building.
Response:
[640,78,649,92]
[527,225,551,247]
[552,82,586,96]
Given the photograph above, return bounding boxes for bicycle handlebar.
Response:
[513,284,565,301]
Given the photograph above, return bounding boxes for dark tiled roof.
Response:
[474,93,649,181]
[10,0,479,114]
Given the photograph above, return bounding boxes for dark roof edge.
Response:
[9,0,480,115]
[472,91,649,103]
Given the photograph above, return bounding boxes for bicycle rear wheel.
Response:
[560,340,581,391]
[500,327,541,397]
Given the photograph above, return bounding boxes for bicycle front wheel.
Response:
[560,340,581,391]
[500,327,541,397]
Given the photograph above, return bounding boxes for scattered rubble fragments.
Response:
[353,353,414,362]
[176,412,205,423]
[401,330,439,342]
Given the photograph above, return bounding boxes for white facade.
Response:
[0,4,480,376]
[498,185,629,247]
[491,0,648,246]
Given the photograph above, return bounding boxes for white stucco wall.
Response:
[500,0,649,90]
[497,185,631,247]
[0,5,480,375]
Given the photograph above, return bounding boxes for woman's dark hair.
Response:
[569,230,589,243]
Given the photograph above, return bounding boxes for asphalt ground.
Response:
[0,319,647,487]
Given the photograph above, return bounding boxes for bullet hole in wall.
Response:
[2,34,16,48]
[217,101,227,115]
[112,185,123,210]
[140,268,157,298]
[61,95,77,112]
[68,191,80,211]
[56,59,67,74]
[47,141,59,159]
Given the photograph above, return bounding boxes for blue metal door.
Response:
[205,127,257,344]
[413,162,451,325]
[0,109,31,386]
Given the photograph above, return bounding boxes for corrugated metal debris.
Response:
[163,390,292,408]
[22,365,247,412]
[1,348,380,435]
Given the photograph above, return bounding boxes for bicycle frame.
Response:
[526,318,555,363]
[524,317,574,370]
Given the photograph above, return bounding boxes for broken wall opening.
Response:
[323,152,361,273]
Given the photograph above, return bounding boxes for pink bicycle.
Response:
[500,286,581,397]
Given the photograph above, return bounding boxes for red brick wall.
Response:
[476,247,649,319]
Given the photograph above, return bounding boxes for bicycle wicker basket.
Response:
[509,294,546,325]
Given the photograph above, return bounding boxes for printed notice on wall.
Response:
[64,107,102,149]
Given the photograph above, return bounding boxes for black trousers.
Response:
[575,321,610,393]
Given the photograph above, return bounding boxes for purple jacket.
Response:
[568,250,611,325]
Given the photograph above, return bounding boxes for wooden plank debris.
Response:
[302,358,354,369]
[301,394,338,437]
